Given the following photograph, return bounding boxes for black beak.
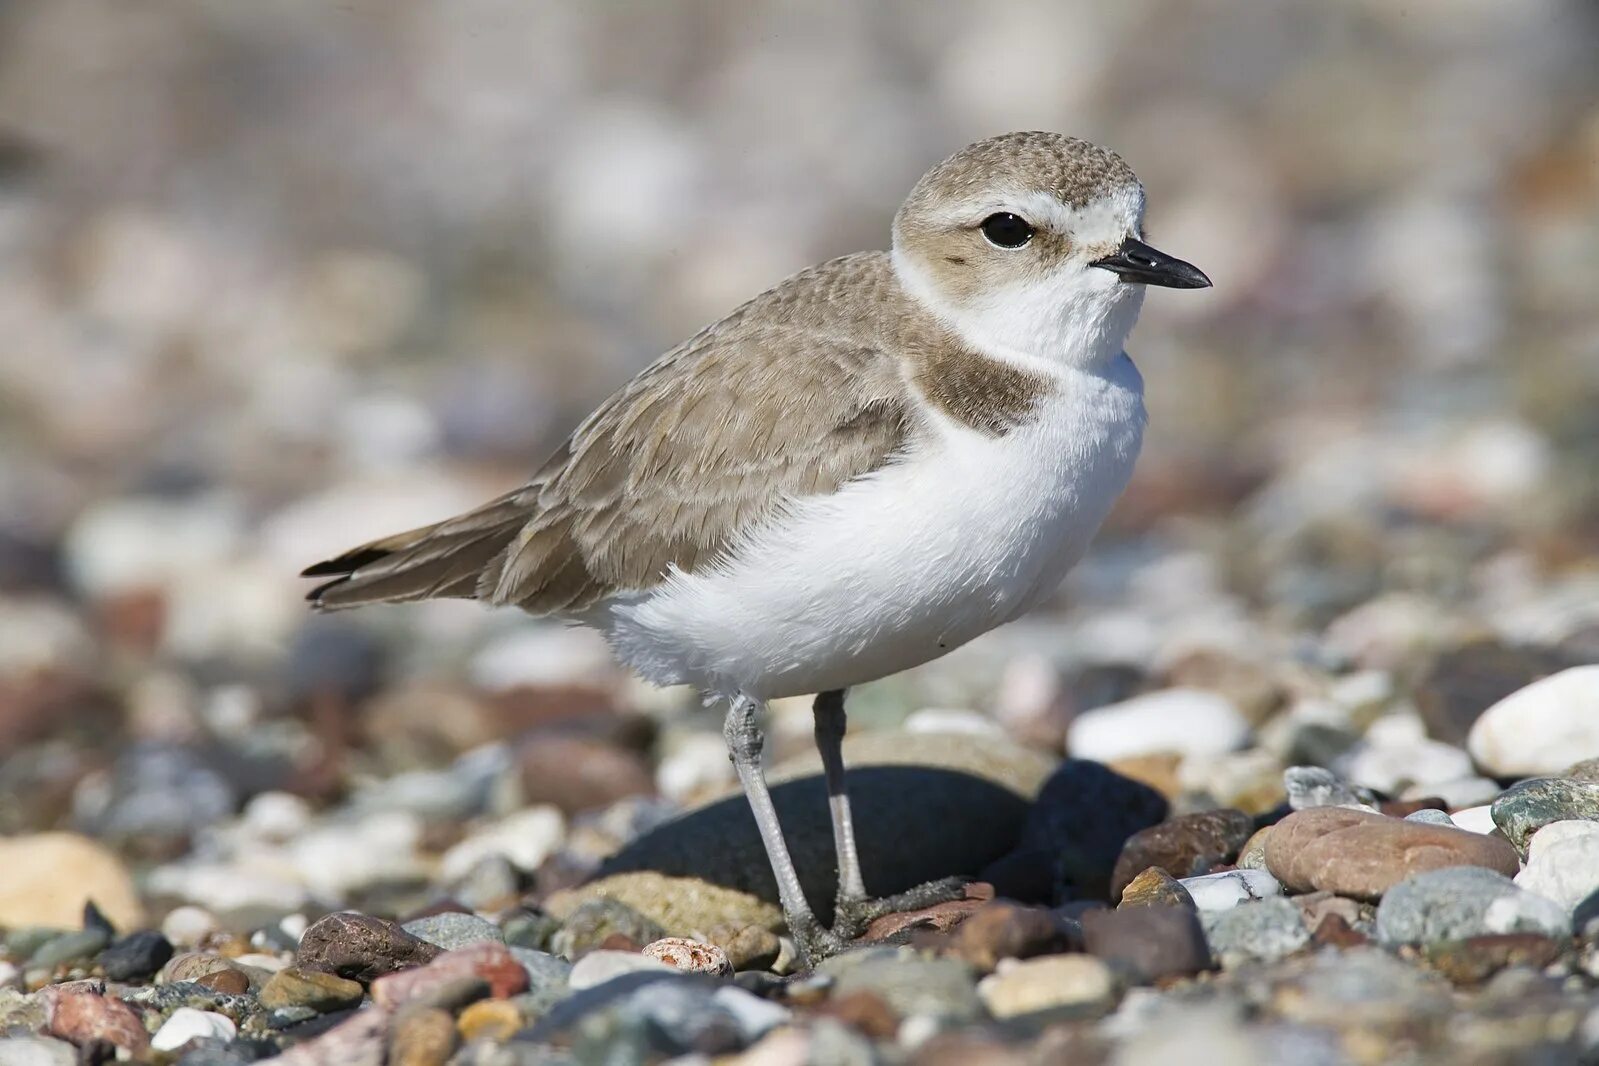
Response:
[1091,237,1211,289]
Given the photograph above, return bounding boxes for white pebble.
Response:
[1067,688,1250,762]
[655,732,736,802]
[1515,820,1599,913]
[904,708,1006,737]
[1179,869,1284,911]
[151,1008,236,1051]
[567,950,674,990]
[441,805,566,881]
[242,791,313,841]
[161,905,220,948]
[712,985,792,1042]
[1450,805,1498,835]
[1467,665,1599,777]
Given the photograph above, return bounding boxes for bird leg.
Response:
[812,690,972,941]
[723,692,849,964]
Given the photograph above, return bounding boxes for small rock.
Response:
[1179,869,1284,911]
[1080,906,1212,983]
[1467,665,1599,777]
[1424,933,1565,986]
[271,1003,389,1066]
[642,938,731,976]
[197,967,251,995]
[99,930,174,981]
[296,912,441,983]
[151,1007,237,1052]
[161,952,243,986]
[387,1007,456,1066]
[1414,641,1573,747]
[28,929,109,970]
[439,806,565,881]
[1067,688,1250,761]
[1235,826,1273,870]
[44,991,150,1056]
[945,902,1067,972]
[515,734,654,815]
[1514,820,1599,914]
[711,926,781,972]
[1283,766,1378,811]
[1118,868,1198,910]
[259,967,365,1013]
[1451,804,1498,834]
[1264,807,1520,899]
[860,887,988,942]
[549,897,665,957]
[508,946,572,993]
[711,985,790,1044]
[0,1036,77,1066]
[456,998,522,1042]
[161,906,220,948]
[400,913,504,952]
[1201,897,1310,968]
[0,834,144,931]
[1109,808,1255,899]
[825,950,982,1022]
[567,949,674,991]
[1376,867,1570,946]
[370,943,529,1009]
[976,954,1116,1018]
[544,872,780,944]
[1404,808,1455,826]
[1491,776,1599,852]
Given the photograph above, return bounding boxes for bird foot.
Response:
[791,876,972,965]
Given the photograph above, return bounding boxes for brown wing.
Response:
[304,258,914,614]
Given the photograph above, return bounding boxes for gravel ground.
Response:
[2,2,1599,1063]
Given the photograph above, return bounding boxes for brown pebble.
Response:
[1081,906,1212,983]
[296,912,442,984]
[259,966,365,1012]
[457,999,523,1042]
[946,902,1067,973]
[820,989,900,1040]
[46,991,150,1055]
[197,967,251,995]
[161,951,239,986]
[862,894,987,944]
[1311,913,1369,949]
[1110,809,1256,899]
[1118,867,1198,911]
[1424,933,1564,986]
[1265,807,1520,900]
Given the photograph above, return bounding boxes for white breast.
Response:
[595,354,1146,700]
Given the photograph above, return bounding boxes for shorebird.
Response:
[304,131,1210,962]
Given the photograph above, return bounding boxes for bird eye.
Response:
[980,213,1034,249]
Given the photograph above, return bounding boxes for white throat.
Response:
[891,249,1146,377]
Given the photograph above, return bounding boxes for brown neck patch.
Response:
[911,335,1052,436]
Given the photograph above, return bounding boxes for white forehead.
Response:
[923,183,1145,246]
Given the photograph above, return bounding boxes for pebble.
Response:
[439,806,565,881]
[371,943,529,1009]
[1339,715,1475,794]
[567,950,675,991]
[1466,665,1599,777]
[825,951,983,1023]
[295,912,441,982]
[1080,906,1213,983]
[150,1007,237,1052]
[1451,805,1497,834]
[456,998,523,1042]
[642,937,732,976]
[1283,766,1377,812]
[1119,867,1198,910]
[258,966,365,1013]
[549,897,668,957]
[977,954,1117,1018]
[28,929,109,970]
[0,1037,78,1066]
[99,929,174,981]
[1110,809,1256,898]
[1376,867,1570,946]
[1404,808,1455,826]
[946,902,1068,972]
[1201,897,1310,968]
[161,952,245,987]
[270,1002,389,1066]
[0,834,144,931]
[1491,776,1599,852]
[1514,820,1599,914]
[1424,933,1565,986]
[401,912,504,951]
[1179,869,1284,911]
[711,985,791,1044]
[44,990,150,1056]
[1066,688,1250,762]
[162,906,221,948]
[1001,758,1168,904]
[1264,807,1520,899]
[387,1007,456,1066]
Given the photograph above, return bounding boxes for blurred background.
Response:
[1,0,1597,911]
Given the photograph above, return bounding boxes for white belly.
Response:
[595,355,1146,700]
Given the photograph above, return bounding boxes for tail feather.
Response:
[302,491,532,611]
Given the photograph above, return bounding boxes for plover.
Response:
[304,131,1210,962]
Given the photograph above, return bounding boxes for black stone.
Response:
[99,929,174,982]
